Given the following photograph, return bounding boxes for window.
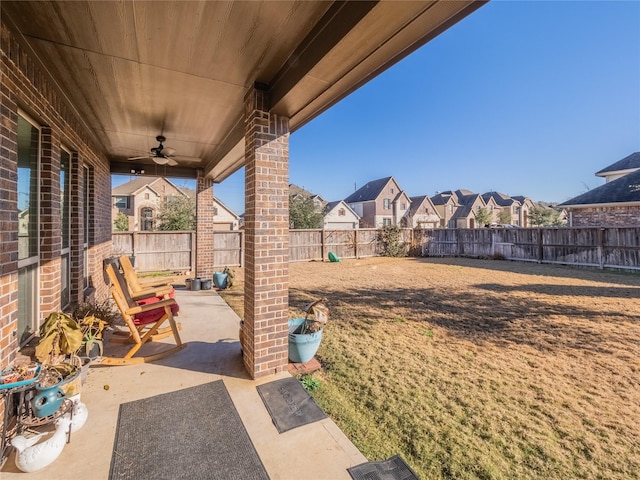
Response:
[390,188,395,194]
[338,208,345,216]
[144,193,150,200]
[60,147,71,308]
[114,196,129,209]
[383,199,390,210]
[17,112,40,344]
[424,207,430,214]
[449,205,453,213]
[83,166,91,289]
[401,203,406,210]
[141,207,154,231]
[383,218,392,226]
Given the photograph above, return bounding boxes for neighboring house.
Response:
[345,176,410,228]
[431,191,460,228]
[450,191,487,228]
[289,184,326,210]
[112,177,240,231]
[481,191,534,227]
[405,196,440,228]
[560,154,640,226]
[112,177,187,231]
[511,195,535,227]
[323,201,360,230]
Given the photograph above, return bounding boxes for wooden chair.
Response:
[119,255,174,299]
[103,262,185,365]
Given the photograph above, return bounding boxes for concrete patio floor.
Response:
[1,286,366,479]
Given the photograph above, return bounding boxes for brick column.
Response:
[241,85,290,379]
[39,127,62,317]
[0,88,19,368]
[196,175,215,278]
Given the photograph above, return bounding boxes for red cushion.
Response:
[132,306,167,326]
[135,288,179,316]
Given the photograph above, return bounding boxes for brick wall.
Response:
[570,206,640,227]
[241,85,290,379]
[1,19,112,368]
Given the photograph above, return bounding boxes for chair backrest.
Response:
[105,261,137,311]
[119,255,143,293]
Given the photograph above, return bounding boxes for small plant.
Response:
[35,312,83,363]
[72,300,119,327]
[420,328,434,338]
[377,225,406,257]
[299,374,320,392]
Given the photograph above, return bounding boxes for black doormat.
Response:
[348,455,420,480]
[256,376,327,433]
[109,380,269,480]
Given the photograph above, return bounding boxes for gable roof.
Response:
[560,169,640,206]
[595,152,640,176]
[324,200,360,218]
[430,191,456,206]
[481,191,516,207]
[344,177,393,203]
[112,177,186,197]
[408,195,437,217]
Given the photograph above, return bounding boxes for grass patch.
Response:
[220,257,640,479]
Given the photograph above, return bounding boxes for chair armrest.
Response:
[130,285,174,301]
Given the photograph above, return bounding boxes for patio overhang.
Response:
[1,0,487,182]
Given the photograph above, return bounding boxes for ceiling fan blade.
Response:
[127,155,150,161]
[171,155,201,162]
[167,158,179,167]
[162,146,176,156]
[152,156,170,166]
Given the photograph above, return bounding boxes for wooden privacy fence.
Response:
[113,227,640,272]
[420,227,640,270]
[112,231,243,272]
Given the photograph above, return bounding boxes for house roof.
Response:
[112,177,186,197]
[324,200,360,218]
[344,177,393,203]
[481,191,516,207]
[430,192,455,206]
[560,169,640,207]
[408,195,437,217]
[595,152,640,176]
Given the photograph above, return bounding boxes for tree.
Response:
[156,195,196,231]
[498,209,512,225]
[474,207,492,227]
[378,225,406,257]
[289,195,323,229]
[528,205,564,226]
[113,212,129,231]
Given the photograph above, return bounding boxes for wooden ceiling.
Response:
[2,1,486,181]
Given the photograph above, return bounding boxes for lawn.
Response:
[219,257,640,480]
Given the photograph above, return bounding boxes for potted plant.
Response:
[35,312,83,365]
[72,301,118,360]
[288,299,329,363]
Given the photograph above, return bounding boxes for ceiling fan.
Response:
[127,135,197,166]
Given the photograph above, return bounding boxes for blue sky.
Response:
[117,0,640,215]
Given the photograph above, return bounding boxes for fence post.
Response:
[321,230,326,262]
[239,231,244,267]
[598,227,605,269]
[354,229,359,259]
[490,229,495,257]
[190,231,197,275]
[537,228,543,263]
[132,232,138,259]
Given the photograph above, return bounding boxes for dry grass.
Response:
[220,257,640,479]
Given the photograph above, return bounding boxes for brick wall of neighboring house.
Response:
[1,19,112,369]
[569,206,640,227]
[242,86,290,379]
